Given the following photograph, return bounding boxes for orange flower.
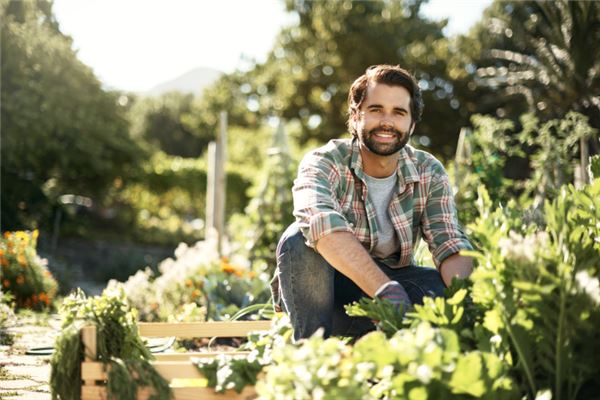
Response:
[151,302,159,310]
[3,231,10,239]
[185,278,193,287]
[0,249,4,257]
[191,289,201,299]
[0,257,8,267]
[222,264,237,274]
[2,279,9,288]
[247,271,256,279]
[16,275,25,285]
[39,292,49,305]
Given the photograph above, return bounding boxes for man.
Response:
[272,65,473,340]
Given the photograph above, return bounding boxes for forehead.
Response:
[362,83,411,110]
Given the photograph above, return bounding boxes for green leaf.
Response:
[449,353,485,397]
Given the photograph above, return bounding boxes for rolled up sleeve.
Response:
[292,153,353,248]
[420,168,473,268]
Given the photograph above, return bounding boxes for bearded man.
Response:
[272,64,473,340]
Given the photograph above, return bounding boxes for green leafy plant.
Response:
[467,180,600,399]
[50,288,171,400]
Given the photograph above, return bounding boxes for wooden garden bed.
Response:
[80,320,272,399]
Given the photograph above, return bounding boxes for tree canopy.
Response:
[1,0,145,229]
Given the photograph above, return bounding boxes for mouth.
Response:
[371,129,399,141]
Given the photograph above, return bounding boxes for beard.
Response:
[359,126,411,156]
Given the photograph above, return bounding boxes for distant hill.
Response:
[144,67,223,97]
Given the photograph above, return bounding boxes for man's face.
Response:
[353,83,415,156]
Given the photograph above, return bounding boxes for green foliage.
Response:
[0,230,57,310]
[194,315,293,393]
[590,155,600,179]
[50,288,171,400]
[467,180,600,399]
[1,0,145,230]
[468,1,600,127]
[128,92,211,157]
[455,112,597,226]
[228,123,296,274]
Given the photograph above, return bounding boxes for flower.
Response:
[16,275,25,285]
[2,279,9,288]
[17,254,27,267]
[39,292,49,305]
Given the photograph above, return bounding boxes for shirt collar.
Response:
[350,138,420,188]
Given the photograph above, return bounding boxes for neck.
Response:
[359,145,400,178]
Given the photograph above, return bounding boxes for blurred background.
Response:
[2,0,599,298]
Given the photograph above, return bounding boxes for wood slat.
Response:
[81,385,257,400]
[137,320,272,338]
[154,351,250,361]
[83,360,240,381]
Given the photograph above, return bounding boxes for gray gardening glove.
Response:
[375,281,413,313]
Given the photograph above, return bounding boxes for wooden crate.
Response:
[80,320,272,400]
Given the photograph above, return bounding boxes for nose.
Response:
[379,116,394,129]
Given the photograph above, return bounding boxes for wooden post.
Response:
[205,111,227,255]
[580,137,590,185]
[81,325,97,387]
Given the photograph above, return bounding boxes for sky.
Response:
[53,0,493,93]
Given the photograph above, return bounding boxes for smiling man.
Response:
[272,65,473,340]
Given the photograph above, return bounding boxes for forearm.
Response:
[439,253,473,287]
[315,231,390,297]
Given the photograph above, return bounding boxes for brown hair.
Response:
[347,65,423,136]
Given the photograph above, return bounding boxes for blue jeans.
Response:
[272,223,446,340]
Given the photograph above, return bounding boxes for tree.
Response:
[1,0,145,230]
[462,1,599,175]
[128,92,210,158]
[196,0,473,159]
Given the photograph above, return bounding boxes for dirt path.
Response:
[0,314,60,400]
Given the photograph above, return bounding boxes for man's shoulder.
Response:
[302,138,353,166]
[404,145,446,174]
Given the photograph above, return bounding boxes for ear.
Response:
[409,122,416,136]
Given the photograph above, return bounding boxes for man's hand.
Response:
[439,253,473,287]
[375,281,413,312]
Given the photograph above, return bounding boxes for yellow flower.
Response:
[17,254,27,267]
[32,230,39,240]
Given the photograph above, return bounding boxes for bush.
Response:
[0,230,57,310]
[109,234,271,322]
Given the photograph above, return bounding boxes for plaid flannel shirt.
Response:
[292,138,473,268]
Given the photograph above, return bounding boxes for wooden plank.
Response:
[81,384,257,400]
[154,351,250,361]
[81,326,97,386]
[137,321,271,338]
[84,360,251,381]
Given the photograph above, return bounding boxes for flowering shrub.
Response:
[109,233,271,321]
[0,230,58,310]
